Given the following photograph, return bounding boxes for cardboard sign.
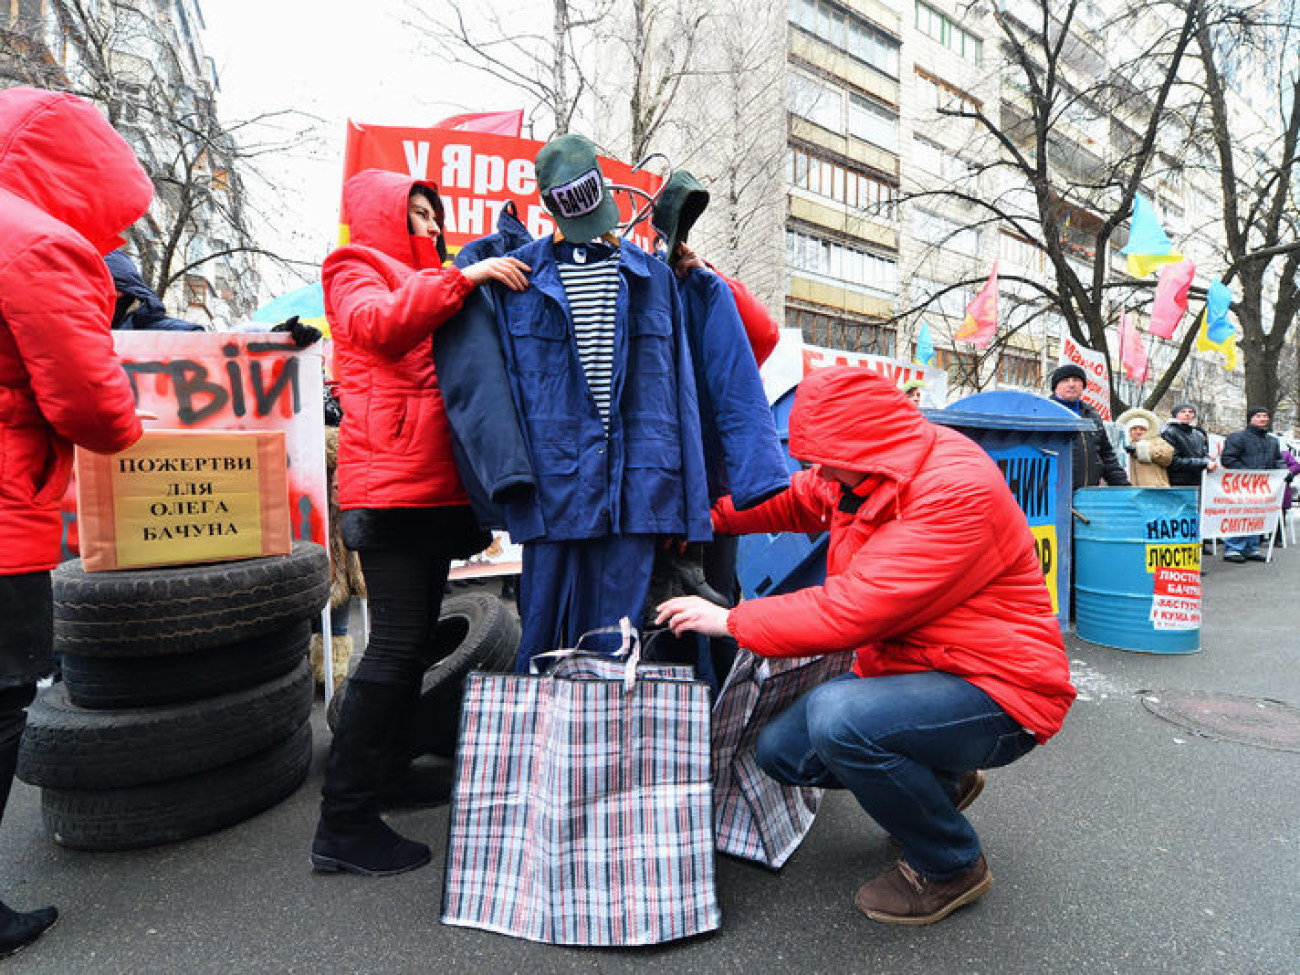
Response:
[1199,467,1288,540]
[59,333,326,562]
[76,430,291,571]
[1058,336,1111,420]
[341,123,663,254]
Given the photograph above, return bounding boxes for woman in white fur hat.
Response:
[1117,408,1174,487]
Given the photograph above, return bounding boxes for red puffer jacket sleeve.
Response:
[721,274,779,368]
[4,234,141,454]
[727,475,1012,658]
[712,468,833,536]
[324,248,474,360]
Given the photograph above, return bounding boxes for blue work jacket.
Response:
[675,266,789,508]
[433,203,538,528]
[491,236,712,542]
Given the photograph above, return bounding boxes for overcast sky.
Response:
[201,0,521,298]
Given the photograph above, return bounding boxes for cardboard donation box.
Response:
[75,430,292,572]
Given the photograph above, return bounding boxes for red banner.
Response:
[341,123,663,254]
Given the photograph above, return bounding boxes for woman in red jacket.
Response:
[0,87,151,958]
[310,169,528,877]
[658,366,1075,926]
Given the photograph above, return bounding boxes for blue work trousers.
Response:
[755,671,1036,880]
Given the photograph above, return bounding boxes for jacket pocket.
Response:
[533,433,579,476]
[505,294,570,376]
[628,307,673,376]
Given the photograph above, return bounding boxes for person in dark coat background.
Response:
[1220,406,1285,563]
[1160,402,1216,487]
[1047,363,1129,490]
[0,86,151,959]
[104,250,204,331]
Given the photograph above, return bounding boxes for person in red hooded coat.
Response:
[658,366,1075,926]
[310,169,528,877]
[0,86,152,958]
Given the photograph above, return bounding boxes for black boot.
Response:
[0,686,59,958]
[377,684,453,812]
[0,901,58,960]
[311,680,431,876]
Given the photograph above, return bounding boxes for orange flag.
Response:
[955,262,998,347]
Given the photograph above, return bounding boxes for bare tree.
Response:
[901,0,1206,413]
[405,0,610,139]
[2,0,314,322]
[1165,3,1300,418]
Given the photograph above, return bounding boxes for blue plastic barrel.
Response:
[1073,487,1201,653]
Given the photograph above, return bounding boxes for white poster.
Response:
[1058,336,1111,420]
[1199,467,1288,540]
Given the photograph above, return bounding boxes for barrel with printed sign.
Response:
[1073,487,1201,653]
[934,391,1095,630]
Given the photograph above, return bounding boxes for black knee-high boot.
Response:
[310,680,431,876]
[0,686,58,958]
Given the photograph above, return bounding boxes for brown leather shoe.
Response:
[854,855,992,926]
[953,770,986,812]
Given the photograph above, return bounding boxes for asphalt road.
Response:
[2,542,1298,974]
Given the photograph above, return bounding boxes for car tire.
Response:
[18,660,313,790]
[41,720,312,852]
[53,541,328,656]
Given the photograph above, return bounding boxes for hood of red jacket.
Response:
[788,366,937,484]
[342,168,445,270]
[0,87,152,254]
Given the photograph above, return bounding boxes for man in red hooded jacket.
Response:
[0,86,151,957]
[659,366,1075,926]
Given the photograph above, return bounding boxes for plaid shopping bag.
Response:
[441,640,719,946]
[711,649,853,869]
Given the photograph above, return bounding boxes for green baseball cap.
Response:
[534,134,619,242]
[652,170,710,263]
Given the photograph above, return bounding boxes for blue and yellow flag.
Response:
[915,320,935,367]
[1121,195,1182,277]
[1195,279,1238,371]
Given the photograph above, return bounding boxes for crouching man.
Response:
[657,367,1075,926]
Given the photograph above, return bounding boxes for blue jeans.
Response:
[1224,535,1260,557]
[755,671,1037,880]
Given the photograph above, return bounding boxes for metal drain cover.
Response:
[1141,690,1300,753]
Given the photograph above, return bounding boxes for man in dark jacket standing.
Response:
[1047,363,1130,490]
[1220,406,1284,563]
[1160,403,1215,487]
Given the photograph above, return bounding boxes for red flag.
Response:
[432,110,524,137]
[955,262,998,348]
[1148,259,1194,339]
[1118,310,1149,383]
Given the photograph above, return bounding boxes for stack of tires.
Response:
[17,542,329,851]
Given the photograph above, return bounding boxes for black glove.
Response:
[1286,472,1295,484]
[272,315,322,348]
[1124,443,1136,454]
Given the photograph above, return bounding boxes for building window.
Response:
[914,69,982,116]
[915,1,982,62]
[789,0,900,78]
[997,352,1041,388]
[911,208,982,258]
[998,231,1045,273]
[912,136,977,190]
[788,146,899,220]
[786,228,899,297]
[184,275,209,307]
[910,276,973,319]
[933,346,979,385]
[788,72,899,153]
[788,307,897,357]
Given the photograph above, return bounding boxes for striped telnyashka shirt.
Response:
[557,251,621,429]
